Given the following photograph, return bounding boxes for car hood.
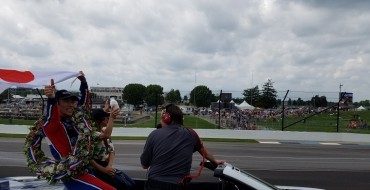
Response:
[276,185,324,190]
[0,176,325,190]
[0,176,64,190]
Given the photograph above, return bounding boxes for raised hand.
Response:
[110,107,120,119]
[77,71,86,82]
[44,79,55,98]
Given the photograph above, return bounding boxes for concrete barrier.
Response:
[2,124,370,143]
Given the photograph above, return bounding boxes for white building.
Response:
[90,86,124,101]
[179,105,194,115]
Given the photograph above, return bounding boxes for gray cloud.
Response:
[1,0,369,101]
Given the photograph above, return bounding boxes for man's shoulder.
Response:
[147,128,161,137]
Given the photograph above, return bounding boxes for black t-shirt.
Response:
[140,124,202,184]
[61,118,79,148]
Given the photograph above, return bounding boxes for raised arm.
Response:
[99,108,120,139]
[43,79,61,131]
[77,71,89,108]
[198,146,225,166]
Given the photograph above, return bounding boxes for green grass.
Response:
[2,111,369,142]
[0,118,36,126]
[0,133,258,142]
[256,110,370,133]
[1,110,369,134]
[0,133,27,138]
[0,114,218,129]
[183,115,218,129]
[200,138,257,143]
[114,114,218,129]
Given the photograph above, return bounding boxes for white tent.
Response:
[12,95,24,99]
[236,100,255,110]
[357,106,366,111]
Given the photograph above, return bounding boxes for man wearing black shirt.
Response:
[140,104,224,190]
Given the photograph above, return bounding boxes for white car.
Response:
[211,162,324,190]
[0,176,64,190]
[0,163,324,190]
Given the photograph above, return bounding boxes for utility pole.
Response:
[194,72,197,127]
[337,83,343,132]
[154,93,158,128]
[281,90,289,131]
[251,72,253,105]
[218,90,222,129]
[194,72,196,107]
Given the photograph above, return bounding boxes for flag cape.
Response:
[0,69,80,94]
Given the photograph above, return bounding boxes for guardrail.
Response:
[1,124,370,143]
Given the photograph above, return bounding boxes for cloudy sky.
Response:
[1,0,369,102]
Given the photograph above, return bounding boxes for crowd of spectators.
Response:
[0,100,43,120]
[198,107,336,130]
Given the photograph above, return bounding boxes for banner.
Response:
[0,69,80,94]
[339,92,353,103]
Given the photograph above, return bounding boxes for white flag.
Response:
[0,69,80,94]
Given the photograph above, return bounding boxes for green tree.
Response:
[122,83,146,107]
[189,85,213,107]
[165,89,181,104]
[145,84,164,107]
[259,79,277,108]
[297,98,305,106]
[321,96,328,107]
[233,97,244,105]
[276,99,282,107]
[0,89,9,102]
[358,100,370,107]
[242,86,259,106]
[311,95,328,107]
[304,100,311,106]
[312,95,320,107]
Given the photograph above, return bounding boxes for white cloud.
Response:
[0,0,369,102]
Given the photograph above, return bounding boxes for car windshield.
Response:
[219,164,280,190]
[239,169,280,190]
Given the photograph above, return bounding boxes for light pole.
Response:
[337,84,343,132]
[250,72,253,105]
[194,72,196,107]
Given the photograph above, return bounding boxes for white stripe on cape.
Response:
[0,69,80,94]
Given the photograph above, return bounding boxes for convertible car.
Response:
[0,162,324,190]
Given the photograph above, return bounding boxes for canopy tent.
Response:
[356,106,366,111]
[12,95,24,99]
[236,100,255,110]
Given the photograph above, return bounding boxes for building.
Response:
[90,86,124,101]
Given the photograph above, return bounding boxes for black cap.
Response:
[56,90,79,101]
[92,109,110,122]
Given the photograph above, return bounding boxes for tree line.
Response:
[1,79,368,109]
[118,79,367,108]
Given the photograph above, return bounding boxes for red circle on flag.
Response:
[0,69,35,83]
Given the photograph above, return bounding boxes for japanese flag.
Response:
[0,69,81,94]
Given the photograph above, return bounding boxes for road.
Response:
[1,138,370,190]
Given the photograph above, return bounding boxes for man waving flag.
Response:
[0,69,80,94]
